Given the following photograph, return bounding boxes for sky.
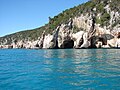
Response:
[0,0,89,37]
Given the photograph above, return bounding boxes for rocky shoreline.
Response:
[0,12,120,49]
[0,33,120,49]
[0,0,120,49]
[0,16,120,49]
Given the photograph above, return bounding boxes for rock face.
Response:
[107,35,120,48]
[0,0,120,49]
[80,32,90,48]
[41,34,56,49]
[42,26,59,49]
[60,39,74,49]
[0,15,119,49]
[72,31,84,48]
[0,45,13,49]
[38,31,45,48]
[58,19,74,48]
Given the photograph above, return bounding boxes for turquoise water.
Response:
[0,49,120,90]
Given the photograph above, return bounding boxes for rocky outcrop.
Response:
[1,15,119,49]
[42,26,59,49]
[72,31,84,48]
[58,24,74,48]
[0,45,13,49]
[57,19,74,48]
[37,31,45,48]
[107,32,120,48]
[43,34,54,49]
[80,32,90,48]
[0,0,120,49]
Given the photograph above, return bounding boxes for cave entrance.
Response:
[60,39,74,49]
[98,37,107,45]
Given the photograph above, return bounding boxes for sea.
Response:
[0,49,120,90]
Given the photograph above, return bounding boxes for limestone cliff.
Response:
[0,0,120,49]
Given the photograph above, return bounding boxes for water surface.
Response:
[0,49,120,90]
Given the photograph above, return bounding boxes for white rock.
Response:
[72,31,84,48]
[80,32,90,48]
[43,34,53,49]
[58,23,72,48]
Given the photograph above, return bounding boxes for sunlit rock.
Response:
[72,31,84,48]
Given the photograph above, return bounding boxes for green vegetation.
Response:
[96,12,110,26]
[0,0,119,45]
[110,0,120,12]
[73,26,80,33]
[96,3,104,13]
[101,13,110,26]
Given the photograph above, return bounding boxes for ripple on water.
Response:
[0,49,120,90]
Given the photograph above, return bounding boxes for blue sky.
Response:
[0,0,89,37]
